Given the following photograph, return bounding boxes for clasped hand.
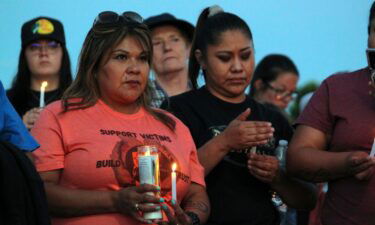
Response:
[345,151,375,181]
[23,107,42,130]
[247,153,281,184]
[221,108,275,151]
[113,184,193,225]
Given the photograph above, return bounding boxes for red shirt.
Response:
[297,68,375,225]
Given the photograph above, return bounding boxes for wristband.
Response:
[186,211,201,225]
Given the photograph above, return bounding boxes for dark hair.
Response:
[249,54,299,97]
[62,16,176,131]
[8,43,72,115]
[170,27,192,46]
[188,6,253,89]
[369,1,375,34]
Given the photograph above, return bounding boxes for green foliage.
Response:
[289,81,320,121]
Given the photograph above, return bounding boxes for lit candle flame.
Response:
[172,163,177,172]
[41,81,48,89]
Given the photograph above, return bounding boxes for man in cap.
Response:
[145,13,194,107]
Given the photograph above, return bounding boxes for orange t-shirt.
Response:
[32,100,205,225]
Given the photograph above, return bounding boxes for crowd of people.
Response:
[0,3,375,225]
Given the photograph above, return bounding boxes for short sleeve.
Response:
[31,107,65,172]
[177,122,205,187]
[0,81,39,151]
[295,79,334,135]
[189,142,205,187]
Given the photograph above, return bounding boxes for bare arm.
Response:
[287,125,375,182]
[271,171,317,210]
[181,183,210,224]
[41,170,116,217]
[248,153,317,210]
[41,170,161,224]
[197,134,233,176]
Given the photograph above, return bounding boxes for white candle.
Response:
[138,145,162,220]
[171,163,177,201]
[370,138,375,157]
[39,81,48,108]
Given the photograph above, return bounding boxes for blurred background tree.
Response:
[288,81,320,121]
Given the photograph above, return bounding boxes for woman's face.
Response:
[258,72,299,109]
[25,39,63,78]
[98,35,150,113]
[202,30,254,103]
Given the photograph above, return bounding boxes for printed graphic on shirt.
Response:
[99,129,172,142]
[209,125,276,167]
[103,135,190,197]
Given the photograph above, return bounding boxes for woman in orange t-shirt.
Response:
[31,11,209,225]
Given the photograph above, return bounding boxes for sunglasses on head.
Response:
[94,11,143,26]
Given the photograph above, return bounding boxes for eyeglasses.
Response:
[94,11,143,26]
[264,82,298,99]
[27,40,61,54]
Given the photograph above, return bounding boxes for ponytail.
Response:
[188,7,210,89]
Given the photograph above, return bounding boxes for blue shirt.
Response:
[0,81,39,151]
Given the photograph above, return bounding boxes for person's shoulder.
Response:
[42,100,63,113]
[149,107,190,131]
[169,89,200,102]
[325,68,368,83]
[169,87,208,106]
[151,107,179,120]
[163,89,201,110]
[250,98,288,121]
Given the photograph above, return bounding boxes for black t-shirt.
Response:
[7,89,61,117]
[161,86,293,225]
